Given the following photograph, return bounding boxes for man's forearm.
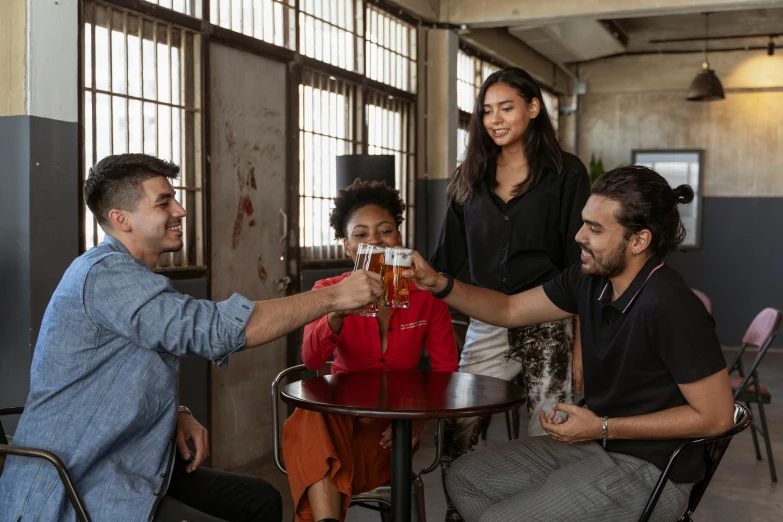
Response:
[608,404,733,440]
[244,287,337,348]
[439,279,568,329]
[439,279,517,327]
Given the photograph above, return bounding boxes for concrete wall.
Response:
[577,50,783,345]
[208,44,290,471]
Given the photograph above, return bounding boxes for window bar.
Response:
[124,11,130,153]
[153,21,159,157]
[317,71,325,261]
[91,9,99,247]
[184,30,195,266]
[108,8,114,156]
[138,13,145,157]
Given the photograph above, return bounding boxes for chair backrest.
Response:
[680,403,752,519]
[742,308,782,349]
[639,402,751,522]
[691,289,712,314]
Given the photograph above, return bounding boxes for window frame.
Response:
[79,0,420,275]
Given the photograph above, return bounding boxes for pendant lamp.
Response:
[686,13,725,101]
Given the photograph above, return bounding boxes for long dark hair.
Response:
[591,165,695,257]
[448,67,563,205]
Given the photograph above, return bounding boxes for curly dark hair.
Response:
[329,178,406,240]
[591,165,695,257]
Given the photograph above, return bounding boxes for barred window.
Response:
[298,70,359,261]
[210,0,296,49]
[457,50,499,113]
[147,0,197,16]
[366,90,415,244]
[299,0,362,72]
[457,120,469,166]
[83,1,204,269]
[540,89,560,135]
[366,5,416,93]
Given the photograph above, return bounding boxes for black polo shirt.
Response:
[543,256,727,483]
[430,152,589,294]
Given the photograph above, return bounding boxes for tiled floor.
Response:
[241,349,782,521]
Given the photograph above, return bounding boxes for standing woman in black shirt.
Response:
[431,67,589,519]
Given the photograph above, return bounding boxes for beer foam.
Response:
[390,250,412,267]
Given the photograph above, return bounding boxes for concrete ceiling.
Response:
[508,7,783,64]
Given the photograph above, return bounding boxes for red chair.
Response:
[691,289,712,314]
[726,307,782,482]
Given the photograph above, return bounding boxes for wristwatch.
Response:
[178,405,193,416]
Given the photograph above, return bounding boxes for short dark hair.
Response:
[591,165,695,257]
[85,153,179,227]
[328,178,406,240]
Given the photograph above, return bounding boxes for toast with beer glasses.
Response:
[352,244,412,312]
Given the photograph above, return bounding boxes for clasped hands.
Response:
[539,403,603,444]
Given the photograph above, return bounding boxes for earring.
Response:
[632,251,637,257]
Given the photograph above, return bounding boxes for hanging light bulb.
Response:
[686,13,726,102]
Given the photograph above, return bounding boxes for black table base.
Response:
[391,419,412,522]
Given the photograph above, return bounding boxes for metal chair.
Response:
[638,402,752,522]
[0,407,92,522]
[726,307,782,482]
[271,364,444,521]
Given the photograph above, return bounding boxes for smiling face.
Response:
[575,195,632,278]
[342,204,402,261]
[125,176,187,256]
[482,82,539,149]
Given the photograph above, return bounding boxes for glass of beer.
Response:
[353,243,386,316]
[383,247,412,308]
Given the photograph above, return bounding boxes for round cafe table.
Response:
[281,370,526,522]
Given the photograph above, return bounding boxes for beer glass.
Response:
[353,243,385,316]
[383,247,412,308]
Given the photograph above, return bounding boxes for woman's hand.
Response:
[402,251,448,294]
[379,419,427,450]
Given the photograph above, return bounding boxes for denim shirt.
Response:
[0,235,254,521]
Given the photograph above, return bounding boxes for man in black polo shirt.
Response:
[406,165,734,521]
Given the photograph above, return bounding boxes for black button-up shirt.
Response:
[544,256,727,483]
[430,152,589,294]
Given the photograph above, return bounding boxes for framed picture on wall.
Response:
[631,149,704,249]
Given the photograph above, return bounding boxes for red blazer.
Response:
[302,273,459,374]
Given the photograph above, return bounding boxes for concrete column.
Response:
[416,29,458,258]
[0,0,79,430]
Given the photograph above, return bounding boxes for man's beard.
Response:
[581,238,628,278]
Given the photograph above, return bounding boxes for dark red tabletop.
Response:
[281,370,526,419]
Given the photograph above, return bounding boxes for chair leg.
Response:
[747,403,762,460]
[756,402,777,482]
[504,410,513,441]
[511,405,521,439]
[481,415,490,441]
[412,476,426,522]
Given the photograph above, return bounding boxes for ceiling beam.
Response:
[440,0,783,28]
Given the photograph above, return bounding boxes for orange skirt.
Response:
[282,408,394,522]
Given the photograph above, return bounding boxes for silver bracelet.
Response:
[178,405,193,416]
[602,416,608,449]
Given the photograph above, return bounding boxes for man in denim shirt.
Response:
[0,154,382,522]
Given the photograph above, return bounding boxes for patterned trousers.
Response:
[447,436,691,522]
[440,317,575,521]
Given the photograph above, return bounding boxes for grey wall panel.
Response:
[667,197,783,347]
[416,178,449,261]
[0,116,32,434]
[172,278,210,426]
[28,117,79,347]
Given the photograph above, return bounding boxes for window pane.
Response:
[82,2,203,269]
